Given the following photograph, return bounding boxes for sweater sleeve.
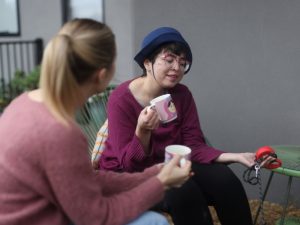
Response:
[44,125,164,225]
[98,165,160,195]
[179,88,225,163]
[106,90,155,172]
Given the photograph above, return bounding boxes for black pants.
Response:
[154,163,253,225]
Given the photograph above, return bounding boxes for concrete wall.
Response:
[105,0,135,84]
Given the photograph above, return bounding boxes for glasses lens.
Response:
[161,53,190,73]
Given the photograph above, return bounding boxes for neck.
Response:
[78,85,93,107]
[142,75,165,99]
[30,88,91,118]
[28,89,43,102]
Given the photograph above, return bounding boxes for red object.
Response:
[255,146,282,169]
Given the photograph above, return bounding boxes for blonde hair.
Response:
[39,19,116,125]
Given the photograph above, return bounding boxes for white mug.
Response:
[165,145,191,167]
[148,94,177,123]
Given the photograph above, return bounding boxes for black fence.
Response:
[0,38,43,111]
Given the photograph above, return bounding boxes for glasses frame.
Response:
[158,52,191,73]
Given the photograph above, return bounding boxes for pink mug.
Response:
[149,94,177,123]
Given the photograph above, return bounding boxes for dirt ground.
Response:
[162,199,300,225]
[209,199,300,225]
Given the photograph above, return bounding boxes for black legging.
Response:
[154,163,253,225]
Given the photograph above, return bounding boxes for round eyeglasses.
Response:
[159,53,191,74]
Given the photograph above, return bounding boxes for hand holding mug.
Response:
[137,107,160,131]
[165,145,191,167]
[156,155,192,190]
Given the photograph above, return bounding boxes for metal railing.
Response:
[0,38,43,108]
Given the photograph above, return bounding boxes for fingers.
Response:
[260,155,275,168]
[145,105,155,113]
[138,107,160,130]
[156,163,164,170]
[167,155,181,167]
[172,157,192,179]
[141,106,160,130]
[167,155,192,172]
[181,160,192,176]
[237,152,255,168]
[158,157,193,189]
[144,105,155,114]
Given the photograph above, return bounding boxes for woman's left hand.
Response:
[236,152,256,168]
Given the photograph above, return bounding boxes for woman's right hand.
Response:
[156,155,192,190]
[136,107,160,132]
[135,107,160,154]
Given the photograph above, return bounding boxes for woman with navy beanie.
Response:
[100,27,254,225]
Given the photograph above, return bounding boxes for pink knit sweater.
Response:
[0,93,164,225]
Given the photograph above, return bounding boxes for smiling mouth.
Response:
[166,75,178,81]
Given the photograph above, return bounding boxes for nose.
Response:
[172,60,180,71]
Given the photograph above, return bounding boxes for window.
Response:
[0,0,20,36]
[62,0,104,23]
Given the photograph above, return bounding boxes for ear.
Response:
[93,68,108,93]
[143,59,152,71]
[94,68,107,85]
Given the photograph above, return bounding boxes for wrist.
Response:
[216,152,238,163]
[135,126,151,137]
[156,174,169,191]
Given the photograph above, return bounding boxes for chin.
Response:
[162,82,177,89]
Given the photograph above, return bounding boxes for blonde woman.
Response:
[0,19,191,225]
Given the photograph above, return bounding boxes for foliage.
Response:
[0,66,40,113]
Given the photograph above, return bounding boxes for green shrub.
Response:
[0,66,40,113]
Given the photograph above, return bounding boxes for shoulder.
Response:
[108,80,137,108]
[1,93,28,115]
[110,80,131,98]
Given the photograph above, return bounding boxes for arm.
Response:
[179,87,225,163]
[106,91,157,171]
[44,126,164,225]
[215,152,256,167]
[135,107,159,153]
[98,165,160,195]
[180,87,255,167]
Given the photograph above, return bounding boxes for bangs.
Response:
[162,43,188,57]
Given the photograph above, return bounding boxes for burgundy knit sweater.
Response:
[0,93,164,225]
[100,80,224,172]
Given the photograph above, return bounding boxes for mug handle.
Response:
[146,104,156,113]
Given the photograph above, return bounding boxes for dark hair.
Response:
[141,42,189,76]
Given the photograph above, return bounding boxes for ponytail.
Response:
[39,19,116,125]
